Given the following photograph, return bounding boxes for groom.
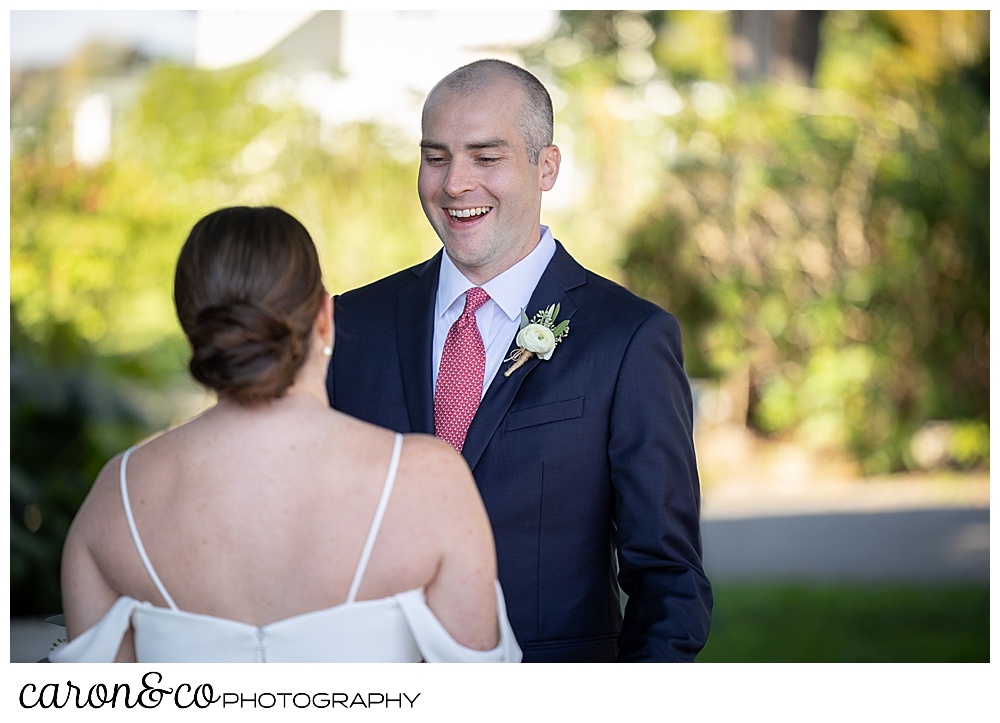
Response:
[328,60,711,662]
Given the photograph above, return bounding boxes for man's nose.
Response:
[443,160,476,197]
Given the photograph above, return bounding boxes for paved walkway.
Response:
[701,473,990,581]
[703,507,989,581]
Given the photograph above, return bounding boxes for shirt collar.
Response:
[436,226,557,321]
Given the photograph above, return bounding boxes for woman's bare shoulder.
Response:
[72,451,126,532]
[62,449,135,591]
[395,434,493,540]
[70,429,174,548]
[398,434,477,491]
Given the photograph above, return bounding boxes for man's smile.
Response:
[446,206,493,223]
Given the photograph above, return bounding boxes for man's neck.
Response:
[450,233,542,286]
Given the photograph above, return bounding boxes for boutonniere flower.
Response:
[503,303,570,377]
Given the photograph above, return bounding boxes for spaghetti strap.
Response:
[120,446,178,611]
[345,433,403,604]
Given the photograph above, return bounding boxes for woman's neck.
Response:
[211,383,329,417]
[283,343,333,407]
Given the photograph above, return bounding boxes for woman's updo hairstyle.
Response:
[174,206,325,405]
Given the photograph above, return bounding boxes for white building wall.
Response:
[73,92,113,166]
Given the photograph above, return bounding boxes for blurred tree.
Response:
[612,10,989,471]
[10,316,160,614]
[18,21,575,614]
[731,10,825,85]
[10,50,439,614]
[524,10,988,471]
[11,53,439,357]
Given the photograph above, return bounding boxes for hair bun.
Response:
[174,206,324,405]
[188,301,305,405]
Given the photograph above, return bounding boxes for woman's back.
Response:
[99,399,442,621]
[60,395,505,660]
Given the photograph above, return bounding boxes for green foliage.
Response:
[10,58,439,614]
[11,61,439,358]
[532,11,989,471]
[949,421,989,467]
[10,317,163,615]
[698,582,989,662]
[11,159,190,355]
[604,11,989,470]
[123,62,278,181]
[651,11,732,83]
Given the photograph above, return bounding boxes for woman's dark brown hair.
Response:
[174,206,324,405]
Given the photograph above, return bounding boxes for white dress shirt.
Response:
[433,226,557,398]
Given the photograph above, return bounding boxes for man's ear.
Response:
[538,145,561,192]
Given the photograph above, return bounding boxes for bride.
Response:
[51,206,520,662]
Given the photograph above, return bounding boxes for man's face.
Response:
[418,80,559,285]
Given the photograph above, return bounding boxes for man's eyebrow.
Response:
[465,140,509,151]
[419,139,511,152]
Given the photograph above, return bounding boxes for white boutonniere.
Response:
[503,304,570,377]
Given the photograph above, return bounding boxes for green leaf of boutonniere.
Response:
[552,320,569,338]
[519,308,530,331]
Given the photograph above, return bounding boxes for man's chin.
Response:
[443,247,489,270]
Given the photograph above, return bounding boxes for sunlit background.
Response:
[10,10,989,662]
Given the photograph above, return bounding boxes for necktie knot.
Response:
[461,287,490,318]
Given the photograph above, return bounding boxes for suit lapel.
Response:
[396,252,441,434]
[461,242,587,471]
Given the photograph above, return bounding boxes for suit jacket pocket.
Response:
[505,397,584,432]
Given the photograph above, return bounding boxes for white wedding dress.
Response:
[50,434,521,663]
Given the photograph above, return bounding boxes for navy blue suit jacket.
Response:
[328,242,712,661]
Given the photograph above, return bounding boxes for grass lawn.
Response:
[696,582,989,662]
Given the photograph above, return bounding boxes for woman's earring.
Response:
[323,344,332,356]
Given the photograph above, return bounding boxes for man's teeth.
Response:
[448,207,491,219]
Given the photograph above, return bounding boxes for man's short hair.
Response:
[431,59,554,164]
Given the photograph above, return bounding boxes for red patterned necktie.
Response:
[434,287,491,452]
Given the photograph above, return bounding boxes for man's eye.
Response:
[424,156,448,165]
[478,156,501,164]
